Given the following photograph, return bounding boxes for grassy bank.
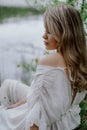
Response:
[0,6,45,22]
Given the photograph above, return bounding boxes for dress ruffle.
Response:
[25,103,81,130]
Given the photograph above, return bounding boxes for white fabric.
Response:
[0,65,86,130]
[0,79,30,107]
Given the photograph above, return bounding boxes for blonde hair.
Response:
[44,5,87,91]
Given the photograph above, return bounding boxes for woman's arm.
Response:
[7,98,26,109]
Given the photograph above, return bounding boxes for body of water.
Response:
[0,15,45,83]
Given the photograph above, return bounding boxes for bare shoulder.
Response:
[38,53,66,67]
[38,54,55,66]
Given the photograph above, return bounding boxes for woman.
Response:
[0,5,87,130]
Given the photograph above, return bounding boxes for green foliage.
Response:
[52,0,59,5]
[66,0,74,6]
[0,6,44,22]
[74,99,87,130]
[17,58,38,72]
[80,101,87,129]
[80,1,87,35]
[17,58,38,85]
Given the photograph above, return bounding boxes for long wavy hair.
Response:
[44,5,87,91]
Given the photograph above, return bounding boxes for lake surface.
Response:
[0,15,45,83]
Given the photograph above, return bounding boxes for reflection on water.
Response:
[0,15,45,83]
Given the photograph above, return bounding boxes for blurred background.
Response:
[0,0,46,84]
[0,0,87,85]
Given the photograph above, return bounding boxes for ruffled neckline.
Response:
[37,64,67,71]
[36,64,70,82]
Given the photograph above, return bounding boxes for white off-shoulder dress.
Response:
[0,65,86,130]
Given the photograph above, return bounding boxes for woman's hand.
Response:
[30,124,39,130]
[7,103,19,109]
[7,98,27,109]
